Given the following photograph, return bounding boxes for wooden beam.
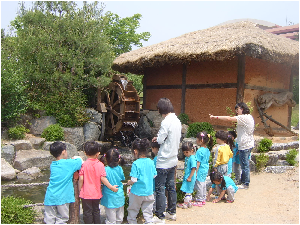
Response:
[143,73,147,109]
[146,83,237,90]
[181,64,187,114]
[245,84,288,93]
[236,54,245,103]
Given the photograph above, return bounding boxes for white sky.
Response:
[1,1,299,50]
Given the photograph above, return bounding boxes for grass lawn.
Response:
[291,104,299,127]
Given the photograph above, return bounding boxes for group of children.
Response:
[44,129,242,224]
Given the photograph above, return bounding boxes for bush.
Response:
[1,196,36,224]
[257,138,273,153]
[41,124,64,141]
[178,113,189,125]
[255,153,269,172]
[186,122,214,138]
[8,125,29,140]
[286,149,299,166]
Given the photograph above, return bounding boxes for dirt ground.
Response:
[166,168,299,224]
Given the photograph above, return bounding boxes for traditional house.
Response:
[112,21,299,134]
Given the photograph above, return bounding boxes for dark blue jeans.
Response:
[155,166,177,219]
[239,148,252,186]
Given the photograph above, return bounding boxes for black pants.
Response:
[81,199,101,224]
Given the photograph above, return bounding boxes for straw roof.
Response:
[112,21,299,74]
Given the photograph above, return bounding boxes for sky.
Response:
[1,1,299,50]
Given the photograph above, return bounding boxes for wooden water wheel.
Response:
[97,74,140,138]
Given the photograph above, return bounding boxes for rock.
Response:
[63,127,84,151]
[1,144,15,164]
[10,140,33,151]
[181,124,188,138]
[13,150,54,171]
[249,160,256,172]
[276,160,290,166]
[270,141,299,151]
[43,141,79,158]
[264,166,295,173]
[146,111,163,128]
[135,116,152,139]
[265,152,279,166]
[1,158,17,180]
[85,108,102,123]
[30,116,57,135]
[97,141,113,155]
[17,167,42,180]
[29,137,46,150]
[84,122,101,142]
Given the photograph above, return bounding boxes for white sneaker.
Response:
[152,216,165,224]
[165,212,176,221]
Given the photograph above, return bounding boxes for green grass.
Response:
[291,104,299,127]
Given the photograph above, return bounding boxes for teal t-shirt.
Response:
[212,176,238,193]
[44,158,82,206]
[196,147,210,182]
[180,155,196,193]
[130,158,157,196]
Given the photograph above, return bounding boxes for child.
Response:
[228,130,240,183]
[78,141,118,224]
[177,142,196,209]
[127,138,157,224]
[206,169,238,203]
[193,131,214,206]
[212,130,233,176]
[100,148,126,224]
[44,141,83,224]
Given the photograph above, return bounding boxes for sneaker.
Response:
[192,201,203,207]
[226,200,234,203]
[238,184,249,189]
[201,200,206,205]
[165,212,176,221]
[153,216,165,224]
[177,203,188,209]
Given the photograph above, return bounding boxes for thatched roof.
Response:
[112,21,299,74]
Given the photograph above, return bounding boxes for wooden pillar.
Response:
[181,64,187,114]
[236,54,246,103]
[288,65,297,128]
[143,73,147,109]
[68,171,80,224]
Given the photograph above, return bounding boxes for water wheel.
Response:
[97,74,140,138]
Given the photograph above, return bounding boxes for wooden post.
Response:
[288,65,297,128]
[68,171,80,224]
[181,64,187,114]
[236,54,245,103]
[143,73,147,109]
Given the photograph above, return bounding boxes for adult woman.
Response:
[210,102,254,189]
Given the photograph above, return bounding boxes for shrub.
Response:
[41,124,64,141]
[8,125,29,140]
[1,196,36,224]
[257,138,273,153]
[255,153,269,172]
[178,113,189,125]
[186,122,214,138]
[286,149,299,166]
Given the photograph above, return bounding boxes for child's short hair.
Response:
[151,141,160,149]
[182,141,193,152]
[50,141,66,158]
[156,98,174,115]
[84,141,101,156]
[132,138,150,156]
[210,168,226,189]
[228,130,237,139]
[215,130,228,141]
[101,148,125,168]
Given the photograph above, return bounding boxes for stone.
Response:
[264,166,295,173]
[97,141,113,155]
[181,124,188,138]
[85,108,102,123]
[13,149,54,171]
[29,137,46,150]
[146,111,163,128]
[270,141,299,151]
[1,158,17,180]
[17,167,42,180]
[1,144,15,164]
[10,140,33,151]
[276,160,290,166]
[43,141,79,158]
[135,116,152,139]
[84,122,101,142]
[63,127,84,151]
[30,116,57,135]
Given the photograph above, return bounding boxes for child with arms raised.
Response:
[78,141,118,224]
[127,138,157,224]
[193,131,213,206]
[177,141,196,209]
[44,141,83,224]
[100,148,126,224]
[206,169,238,203]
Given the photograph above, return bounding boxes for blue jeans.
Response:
[155,166,177,219]
[239,148,252,186]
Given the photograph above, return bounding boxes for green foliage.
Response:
[291,104,299,127]
[293,76,299,104]
[178,113,190,125]
[41,124,64,141]
[126,73,144,95]
[1,196,36,224]
[8,125,29,140]
[257,138,273,153]
[286,149,299,166]
[186,122,214,138]
[255,153,269,172]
